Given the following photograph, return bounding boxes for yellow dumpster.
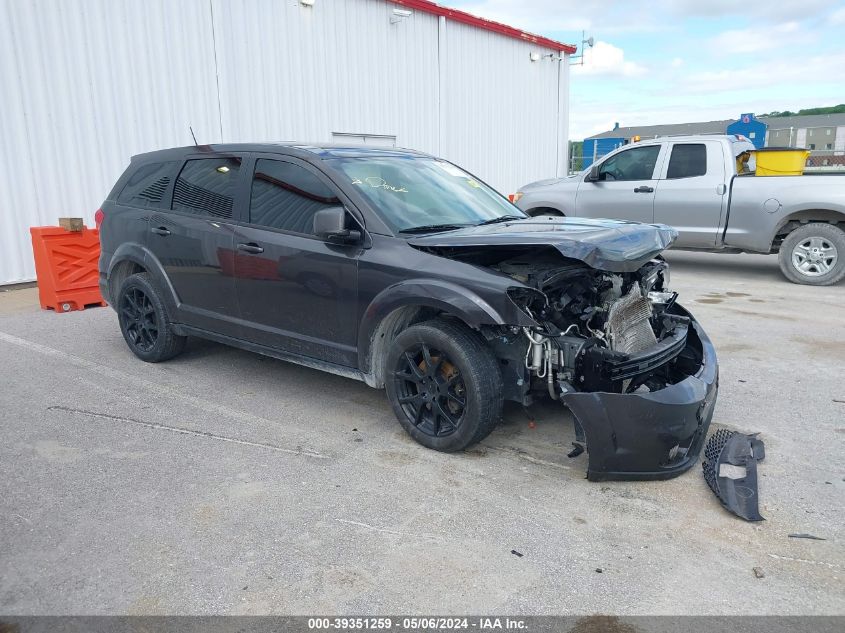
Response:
[753,147,811,176]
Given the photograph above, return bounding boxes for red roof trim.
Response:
[387,0,577,53]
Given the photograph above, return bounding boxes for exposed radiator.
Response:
[606,287,657,354]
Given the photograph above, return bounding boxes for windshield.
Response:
[326,156,524,232]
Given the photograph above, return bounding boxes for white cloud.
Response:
[671,57,683,68]
[680,51,845,93]
[665,0,831,20]
[831,7,845,25]
[449,0,834,36]
[709,21,805,56]
[572,41,646,77]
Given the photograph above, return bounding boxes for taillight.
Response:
[94,208,104,229]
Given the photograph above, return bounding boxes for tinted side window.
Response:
[249,159,340,234]
[172,158,241,218]
[117,161,178,207]
[599,145,661,181]
[666,144,707,179]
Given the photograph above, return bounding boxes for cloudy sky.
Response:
[447,0,845,139]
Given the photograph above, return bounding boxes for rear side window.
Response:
[666,144,707,179]
[249,159,340,234]
[117,161,178,207]
[172,158,242,219]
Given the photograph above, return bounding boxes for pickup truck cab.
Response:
[515,135,845,285]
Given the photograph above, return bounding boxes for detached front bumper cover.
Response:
[562,308,718,481]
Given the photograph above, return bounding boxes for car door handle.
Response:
[237,242,264,254]
[151,226,171,236]
[633,186,654,193]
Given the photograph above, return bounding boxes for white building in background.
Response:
[0,0,574,285]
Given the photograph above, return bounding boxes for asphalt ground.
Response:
[0,251,842,615]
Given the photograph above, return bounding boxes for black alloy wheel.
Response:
[116,272,186,363]
[393,342,467,439]
[121,287,159,353]
[385,318,503,452]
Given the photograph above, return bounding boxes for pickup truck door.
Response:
[575,144,664,223]
[653,141,727,247]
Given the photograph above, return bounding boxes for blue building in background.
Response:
[579,111,845,172]
[582,113,775,166]
[727,113,767,148]
[582,137,625,166]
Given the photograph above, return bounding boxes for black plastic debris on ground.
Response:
[702,429,765,521]
[788,533,826,540]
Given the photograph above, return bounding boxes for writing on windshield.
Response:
[328,156,522,232]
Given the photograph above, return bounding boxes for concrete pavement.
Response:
[0,251,842,615]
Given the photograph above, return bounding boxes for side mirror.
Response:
[586,165,601,182]
[313,206,361,243]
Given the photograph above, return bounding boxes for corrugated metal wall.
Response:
[0,0,568,285]
[0,0,222,285]
[439,19,564,191]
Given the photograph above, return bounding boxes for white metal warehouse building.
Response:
[0,0,575,285]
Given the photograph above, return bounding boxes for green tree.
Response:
[759,104,845,117]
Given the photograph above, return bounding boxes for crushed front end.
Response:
[486,250,718,481]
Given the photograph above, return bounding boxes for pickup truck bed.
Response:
[515,135,845,285]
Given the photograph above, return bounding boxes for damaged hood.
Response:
[408,217,678,272]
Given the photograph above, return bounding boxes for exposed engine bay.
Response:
[471,247,701,401]
[409,220,717,482]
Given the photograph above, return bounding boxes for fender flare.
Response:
[107,243,180,315]
[767,208,845,250]
[356,278,509,375]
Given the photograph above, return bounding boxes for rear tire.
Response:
[385,318,503,452]
[117,272,187,362]
[778,223,845,286]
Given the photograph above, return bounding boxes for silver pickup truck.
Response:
[514,135,845,285]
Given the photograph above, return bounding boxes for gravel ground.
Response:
[0,251,842,615]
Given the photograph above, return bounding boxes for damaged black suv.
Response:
[98,144,718,481]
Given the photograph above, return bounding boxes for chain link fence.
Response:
[805,150,845,171]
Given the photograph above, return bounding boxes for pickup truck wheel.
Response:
[778,223,845,286]
[117,273,187,362]
[385,318,503,452]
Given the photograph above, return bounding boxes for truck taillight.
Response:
[94,208,104,229]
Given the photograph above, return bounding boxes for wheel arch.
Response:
[106,243,179,314]
[770,209,845,252]
[358,280,508,388]
[525,205,566,217]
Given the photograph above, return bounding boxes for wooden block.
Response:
[59,217,84,232]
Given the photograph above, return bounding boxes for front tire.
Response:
[778,223,845,286]
[117,272,186,362]
[385,318,503,452]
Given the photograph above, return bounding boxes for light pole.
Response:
[569,31,595,66]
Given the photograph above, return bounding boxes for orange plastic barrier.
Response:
[29,225,106,312]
